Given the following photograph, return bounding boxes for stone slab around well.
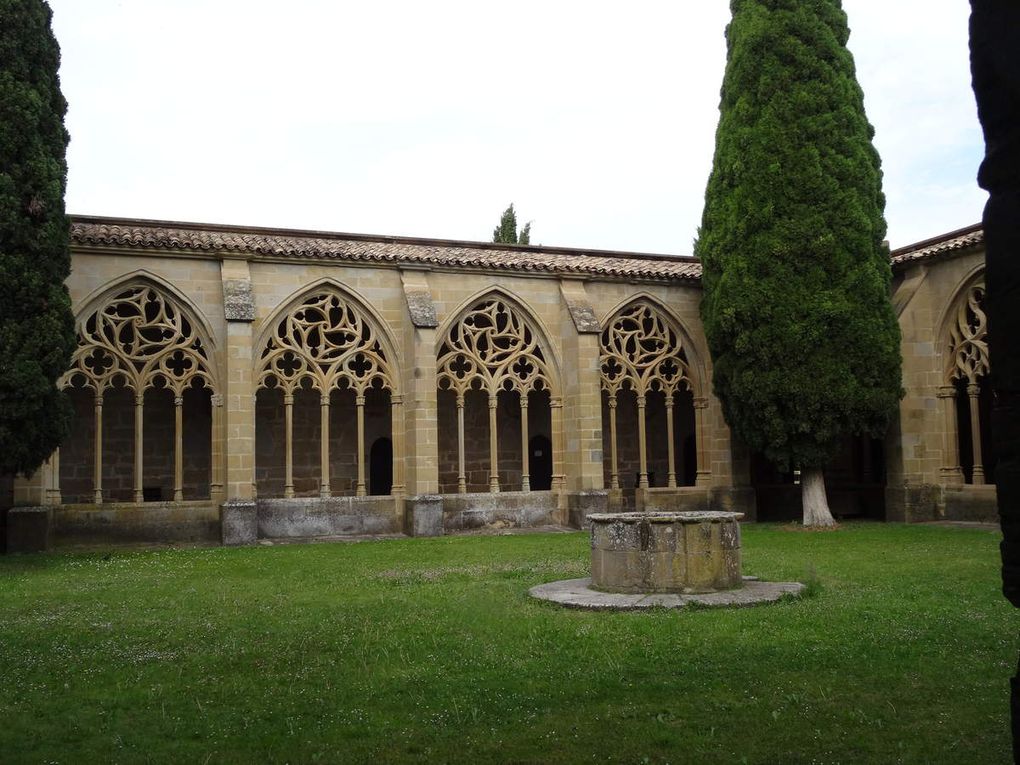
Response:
[529,577,805,611]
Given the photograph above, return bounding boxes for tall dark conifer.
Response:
[492,203,531,245]
[695,0,902,525]
[0,0,76,476]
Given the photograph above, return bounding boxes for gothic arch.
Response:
[58,277,220,504]
[256,281,398,396]
[62,275,218,395]
[935,268,990,485]
[435,289,562,494]
[254,282,403,499]
[599,296,706,492]
[435,287,562,395]
[938,269,988,386]
[598,293,706,398]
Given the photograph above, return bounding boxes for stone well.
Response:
[589,511,744,594]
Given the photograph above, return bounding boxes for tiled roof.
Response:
[69,216,703,283]
[890,223,983,267]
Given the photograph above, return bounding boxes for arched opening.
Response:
[437,296,557,494]
[58,282,217,504]
[254,288,398,499]
[599,300,699,504]
[529,434,553,491]
[370,437,393,496]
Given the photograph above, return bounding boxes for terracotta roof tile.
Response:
[890,223,983,267]
[69,217,703,283]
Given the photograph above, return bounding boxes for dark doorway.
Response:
[529,434,553,491]
[370,437,392,496]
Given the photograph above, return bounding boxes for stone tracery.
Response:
[59,283,219,503]
[940,279,990,484]
[255,289,402,498]
[437,298,558,493]
[600,301,702,491]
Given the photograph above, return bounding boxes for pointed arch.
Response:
[61,275,217,395]
[255,281,398,395]
[598,295,703,398]
[436,287,561,397]
[935,267,990,486]
[938,269,988,386]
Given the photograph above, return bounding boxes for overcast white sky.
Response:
[48,1,985,254]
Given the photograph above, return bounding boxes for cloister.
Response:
[3,217,995,548]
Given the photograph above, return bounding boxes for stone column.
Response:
[93,392,104,504]
[666,395,677,489]
[356,393,367,497]
[608,393,619,490]
[488,393,500,492]
[456,392,466,493]
[694,396,712,487]
[390,394,405,496]
[636,394,649,489]
[520,393,530,492]
[937,385,964,484]
[551,396,566,493]
[210,394,225,502]
[133,392,144,502]
[967,382,985,484]
[173,395,184,501]
[320,391,331,498]
[283,392,295,498]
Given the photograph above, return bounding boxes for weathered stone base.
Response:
[221,500,257,546]
[885,483,999,523]
[943,484,998,523]
[886,483,942,522]
[256,496,401,538]
[6,507,52,553]
[55,501,220,546]
[406,495,443,537]
[442,490,558,531]
[567,490,608,528]
[529,576,805,610]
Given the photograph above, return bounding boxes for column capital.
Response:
[693,396,709,410]
[966,382,981,397]
[174,396,184,407]
[283,392,295,405]
[936,385,957,399]
[390,393,404,406]
[210,393,223,407]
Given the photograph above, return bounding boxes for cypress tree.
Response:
[0,0,76,477]
[695,0,902,526]
[492,203,531,245]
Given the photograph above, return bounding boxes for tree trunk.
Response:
[802,467,837,528]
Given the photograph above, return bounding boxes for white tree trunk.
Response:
[802,467,837,527]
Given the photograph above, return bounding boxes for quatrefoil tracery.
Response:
[61,285,215,396]
[437,299,552,396]
[257,291,394,395]
[600,302,693,397]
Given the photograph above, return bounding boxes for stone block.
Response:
[221,500,257,546]
[407,495,444,537]
[6,507,51,553]
[567,490,607,528]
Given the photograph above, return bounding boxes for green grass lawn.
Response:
[1,523,1016,764]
